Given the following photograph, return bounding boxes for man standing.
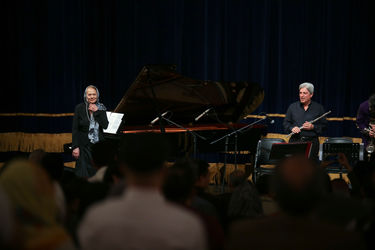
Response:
[283,82,327,159]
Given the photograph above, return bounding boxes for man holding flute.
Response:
[283,82,327,159]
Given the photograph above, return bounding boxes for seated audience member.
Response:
[163,157,225,250]
[191,159,220,219]
[29,150,67,224]
[40,152,67,222]
[0,158,76,250]
[331,178,350,197]
[0,187,15,249]
[192,159,232,230]
[62,176,87,247]
[227,170,263,223]
[40,153,65,181]
[62,175,109,247]
[28,148,47,164]
[255,174,279,216]
[350,161,375,248]
[313,190,373,233]
[103,160,126,196]
[88,140,117,183]
[316,153,374,235]
[320,152,362,197]
[357,161,375,200]
[225,154,366,250]
[78,133,207,250]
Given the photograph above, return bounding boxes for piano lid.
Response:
[114,65,264,126]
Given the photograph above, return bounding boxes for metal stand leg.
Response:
[234,133,238,170]
[221,136,229,192]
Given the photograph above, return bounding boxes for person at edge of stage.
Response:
[356,93,375,161]
[283,82,327,160]
[72,85,109,178]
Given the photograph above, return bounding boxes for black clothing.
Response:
[283,101,327,137]
[72,103,109,149]
[72,103,109,178]
[75,143,95,178]
[283,101,327,159]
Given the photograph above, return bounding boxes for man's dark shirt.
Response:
[283,101,327,137]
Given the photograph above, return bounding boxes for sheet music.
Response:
[103,111,124,134]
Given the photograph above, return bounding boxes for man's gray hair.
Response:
[299,82,314,94]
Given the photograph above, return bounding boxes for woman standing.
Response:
[72,85,109,178]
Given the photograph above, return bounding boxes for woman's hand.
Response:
[72,147,80,159]
[88,104,98,112]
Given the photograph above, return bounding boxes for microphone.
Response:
[194,108,212,122]
[265,114,275,124]
[150,111,170,125]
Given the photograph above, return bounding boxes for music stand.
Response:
[103,111,124,134]
[269,142,312,163]
[160,116,207,158]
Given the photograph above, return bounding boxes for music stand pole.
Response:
[161,116,206,158]
[234,133,238,170]
[193,135,197,158]
[210,116,267,190]
[221,136,229,192]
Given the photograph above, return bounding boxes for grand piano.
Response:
[111,64,267,161]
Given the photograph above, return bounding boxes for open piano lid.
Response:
[114,65,264,126]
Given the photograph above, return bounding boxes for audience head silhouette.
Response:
[274,154,326,216]
[91,140,117,169]
[118,133,170,173]
[163,157,197,204]
[0,159,73,249]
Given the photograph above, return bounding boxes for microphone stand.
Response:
[146,66,166,133]
[210,116,268,192]
[160,116,207,158]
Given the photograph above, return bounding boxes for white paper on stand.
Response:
[103,111,124,134]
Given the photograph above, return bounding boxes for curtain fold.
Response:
[2,0,374,139]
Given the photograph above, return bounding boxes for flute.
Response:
[286,110,331,138]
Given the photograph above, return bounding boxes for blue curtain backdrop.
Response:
[2,0,375,141]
